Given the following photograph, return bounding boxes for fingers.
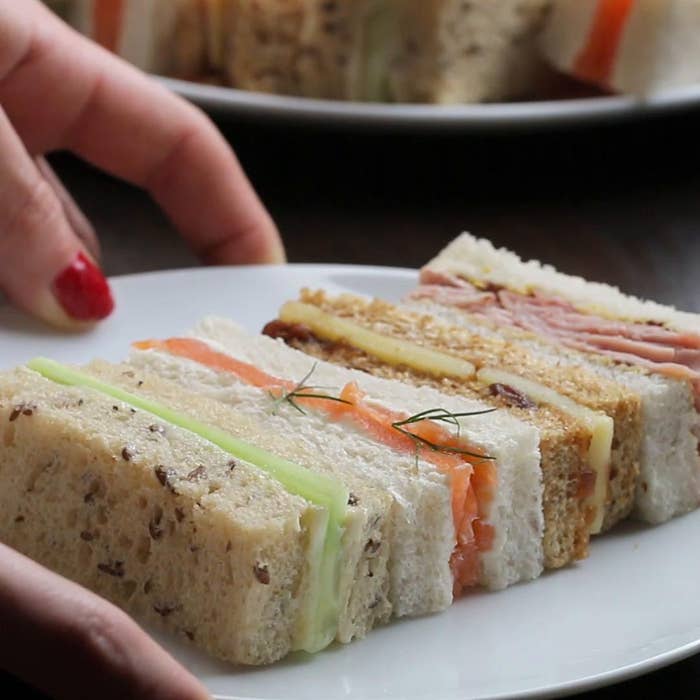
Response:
[35,156,101,262]
[0,105,113,328]
[0,543,210,700]
[0,1,285,265]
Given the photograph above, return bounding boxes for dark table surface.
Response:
[4,100,700,698]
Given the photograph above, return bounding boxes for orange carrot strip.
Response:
[574,0,636,86]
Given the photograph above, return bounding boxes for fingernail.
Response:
[52,252,114,321]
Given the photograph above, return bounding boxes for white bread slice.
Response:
[388,0,553,104]
[541,0,700,96]
[425,232,700,334]
[407,300,700,525]
[130,317,544,593]
[420,232,700,523]
[0,367,315,665]
[84,360,395,640]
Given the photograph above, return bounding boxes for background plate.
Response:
[2,264,699,700]
[159,77,700,129]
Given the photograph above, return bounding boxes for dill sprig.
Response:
[270,363,352,415]
[392,407,497,462]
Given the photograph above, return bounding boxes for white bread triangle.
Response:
[541,0,700,96]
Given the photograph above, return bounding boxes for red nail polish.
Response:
[52,253,114,321]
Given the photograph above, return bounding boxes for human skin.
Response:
[0,1,286,696]
[0,0,284,329]
[0,542,211,699]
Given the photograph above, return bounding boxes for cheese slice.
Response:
[477,367,613,534]
[279,302,476,380]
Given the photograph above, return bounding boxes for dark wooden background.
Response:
[4,102,700,698]
[52,106,700,314]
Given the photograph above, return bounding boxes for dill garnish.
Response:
[270,363,353,415]
[392,408,497,462]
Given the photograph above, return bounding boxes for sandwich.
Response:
[411,233,700,524]
[57,0,558,103]
[0,360,361,664]
[541,0,700,96]
[263,291,644,558]
[218,0,381,101]
[388,0,554,104]
[0,337,542,665]
[130,322,544,594]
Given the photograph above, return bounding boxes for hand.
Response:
[0,543,210,700]
[0,0,284,329]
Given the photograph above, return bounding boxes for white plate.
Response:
[2,264,700,700]
[159,77,700,129]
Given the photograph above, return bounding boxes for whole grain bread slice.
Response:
[0,367,316,665]
[85,360,395,642]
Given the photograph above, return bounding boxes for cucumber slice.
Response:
[28,357,348,653]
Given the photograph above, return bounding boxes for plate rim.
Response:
[157,76,700,129]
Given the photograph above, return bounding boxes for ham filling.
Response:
[414,271,700,409]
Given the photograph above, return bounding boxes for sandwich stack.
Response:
[1,233,699,666]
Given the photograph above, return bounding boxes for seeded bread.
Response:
[172,316,545,591]
[85,360,395,638]
[389,0,553,103]
[0,367,313,665]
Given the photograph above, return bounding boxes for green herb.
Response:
[270,363,353,415]
[392,408,497,462]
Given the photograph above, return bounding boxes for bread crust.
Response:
[0,368,312,665]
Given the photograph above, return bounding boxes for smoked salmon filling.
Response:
[134,337,498,594]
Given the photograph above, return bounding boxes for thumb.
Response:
[0,107,113,329]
